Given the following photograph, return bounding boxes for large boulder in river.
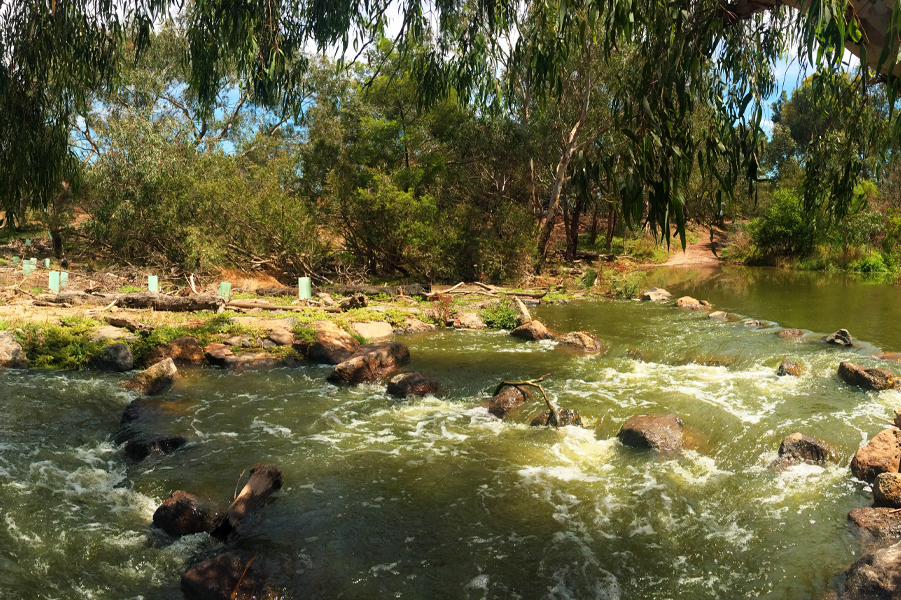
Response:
[641,287,671,302]
[531,409,582,427]
[875,473,901,508]
[839,361,898,391]
[454,312,487,330]
[387,372,440,398]
[618,414,684,453]
[181,551,272,600]
[775,432,834,465]
[145,337,206,367]
[121,358,177,396]
[835,542,901,600]
[153,490,216,537]
[777,359,803,377]
[0,331,28,368]
[849,507,901,540]
[851,429,901,483]
[295,320,360,364]
[90,343,133,372]
[511,320,555,341]
[487,386,529,419]
[557,331,605,354]
[823,328,854,346]
[675,296,711,310]
[124,435,187,462]
[327,342,410,384]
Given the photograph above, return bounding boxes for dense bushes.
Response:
[747,190,819,258]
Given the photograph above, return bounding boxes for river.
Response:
[0,266,899,599]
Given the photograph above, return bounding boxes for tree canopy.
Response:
[3,0,901,244]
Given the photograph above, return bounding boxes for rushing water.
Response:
[1,267,900,599]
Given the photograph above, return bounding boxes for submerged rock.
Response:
[145,337,206,367]
[153,490,216,537]
[0,331,28,368]
[121,358,177,396]
[510,320,555,341]
[90,343,133,372]
[327,342,410,384]
[708,311,730,320]
[530,409,582,427]
[295,320,360,364]
[557,331,605,353]
[777,359,803,377]
[618,414,684,453]
[181,551,271,600]
[387,372,440,398]
[487,386,529,419]
[851,429,901,483]
[775,432,834,465]
[875,473,901,508]
[124,435,187,462]
[641,287,671,302]
[839,361,898,391]
[776,328,805,340]
[849,507,901,540]
[823,328,854,346]
[835,542,901,600]
[880,352,901,363]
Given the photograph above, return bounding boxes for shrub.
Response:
[580,267,597,288]
[747,189,819,258]
[850,254,888,273]
[607,271,645,299]
[481,301,520,329]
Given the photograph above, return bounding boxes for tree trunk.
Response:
[210,463,284,541]
[605,204,618,252]
[587,203,600,246]
[565,194,584,263]
[50,226,63,258]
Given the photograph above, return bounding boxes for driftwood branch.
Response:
[210,463,283,541]
[493,374,561,428]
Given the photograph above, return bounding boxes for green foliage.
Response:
[748,190,820,258]
[351,333,369,345]
[481,301,520,330]
[580,268,597,289]
[17,321,107,370]
[606,271,645,299]
[119,285,142,294]
[850,254,889,273]
[292,326,317,345]
[127,314,249,367]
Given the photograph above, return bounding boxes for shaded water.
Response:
[1,267,900,599]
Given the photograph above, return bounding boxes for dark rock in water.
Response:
[116,398,167,443]
[839,361,898,391]
[294,320,360,364]
[557,331,605,354]
[823,328,854,346]
[776,328,805,340]
[835,542,901,600]
[777,359,803,377]
[487,386,529,419]
[90,343,133,372]
[510,320,555,341]
[387,372,440,398]
[124,435,187,462]
[875,473,901,508]
[327,342,410,384]
[618,414,684,453]
[530,409,582,427]
[776,432,834,465]
[121,358,177,396]
[0,331,28,369]
[849,508,901,540]
[851,429,901,483]
[145,337,206,367]
[153,490,216,537]
[181,551,270,600]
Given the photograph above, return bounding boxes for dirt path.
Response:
[663,227,727,266]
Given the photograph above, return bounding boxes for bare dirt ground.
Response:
[663,227,728,266]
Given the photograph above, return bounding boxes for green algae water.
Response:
[1,267,900,599]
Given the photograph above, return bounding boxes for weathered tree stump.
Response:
[209,463,284,541]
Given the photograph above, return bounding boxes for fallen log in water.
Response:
[209,463,283,541]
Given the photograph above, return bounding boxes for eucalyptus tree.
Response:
[4,0,901,242]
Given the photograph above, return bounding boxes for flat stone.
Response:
[618,414,684,453]
[90,325,137,343]
[849,507,901,539]
[557,331,605,353]
[851,429,901,483]
[823,328,854,346]
[181,551,270,600]
[400,317,436,334]
[875,473,901,508]
[777,359,803,377]
[266,328,294,346]
[839,361,898,391]
[327,342,410,384]
[530,409,582,427]
[776,328,805,340]
[294,320,360,364]
[641,287,671,302]
[454,312,487,330]
[90,343,134,372]
[204,343,296,369]
[510,320,555,341]
[386,372,440,398]
[145,337,206,367]
[351,321,394,341]
[708,311,729,320]
[121,358,177,396]
[153,490,216,537]
[0,331,28,368]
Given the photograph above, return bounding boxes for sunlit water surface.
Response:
[1,266,899,599]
